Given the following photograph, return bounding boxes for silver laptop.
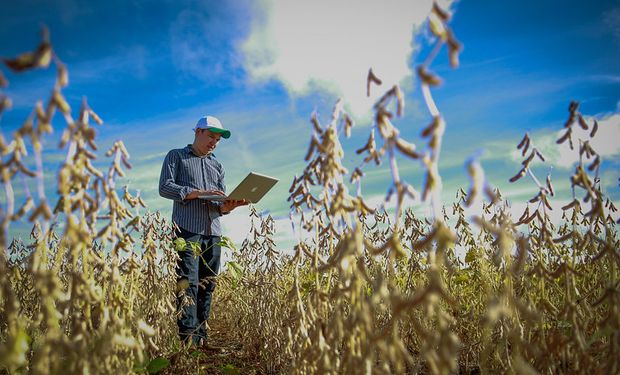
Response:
[198,172,278,203]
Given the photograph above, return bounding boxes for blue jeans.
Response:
[175,227,221,344]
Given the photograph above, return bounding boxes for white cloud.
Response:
[220,208,299,267]
[241,0,450,118]
[221,208,253,245]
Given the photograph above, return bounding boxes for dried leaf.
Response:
[395,138,420,159]
[417,66,442,86]
[587,155,600,171]
[0,94,12,113]
[517,133,529,150]
[52,89,70,114]
[57,61,69,87]
[447,30,462,68]
[577,114,589,130]
[590,119,598,138]
[556,128,571,145]
[509,167,527,183]
[3,28,52,72]
[366,68,382,97]
[546,175,555,196]
[421,116,440,138]
[0,70,7,87]
[428,11,447,40]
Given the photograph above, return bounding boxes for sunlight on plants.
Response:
[1,3,619,375]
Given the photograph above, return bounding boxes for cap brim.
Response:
[207,127,231,139]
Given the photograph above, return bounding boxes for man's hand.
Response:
[221,199,249,214]
[185,190,225,200]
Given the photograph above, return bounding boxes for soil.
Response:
[165,319,265,375]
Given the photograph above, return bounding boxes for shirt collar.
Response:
[185,144,215,159]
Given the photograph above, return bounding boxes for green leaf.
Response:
[465,248,477,264]
[227,261,244,280]
[174,237,186,252]
[190,241,201,257]
[146,357,170,374]
[217,236,237,251]
[222,363,240,375]
[190,350,203,358]
[132,360,147,373]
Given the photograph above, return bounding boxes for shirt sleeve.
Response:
[216,162,230,215]
[218,163,226,193]
[159,150,193,202]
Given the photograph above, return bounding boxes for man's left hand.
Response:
[221,199,249,214]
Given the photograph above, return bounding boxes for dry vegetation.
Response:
[1,4,619,374]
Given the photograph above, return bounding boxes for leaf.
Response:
[3,43,52,72]
[465,249,477,264]
[190,350,204,358]
[3,28,52,72]
[190,241,201,256]
[217,236,237,251]
[0,70,7,87]
[227,261,244,281]
[366,68,382,97]
[509,167,527,183]
[52,89,71,114]
[417,66,442,86]
[428,12,447,40]
[590,119,598,137]
[176,279,190,293]
[174,237,186,252]
[516,133,529,150]
[577,114,589,130]
[146,357,170,374]
[222,364,240,375]
[0,94,12,113]
[57,61,69,87]
[132,361,147,373]
[453,271,470,284]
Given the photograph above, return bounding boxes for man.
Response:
[159,115,247,346]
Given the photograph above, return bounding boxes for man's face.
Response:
[197,129,222,153]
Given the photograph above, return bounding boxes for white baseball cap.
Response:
[193,115,231,139]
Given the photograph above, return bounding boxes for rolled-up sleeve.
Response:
[159,151,193,202]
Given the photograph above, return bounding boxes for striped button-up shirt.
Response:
[159,145,226,236]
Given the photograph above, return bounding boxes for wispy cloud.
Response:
[2,46,153,114]
[240,0,452,118]
[604,6,620,45]
[69,45,151,81]
[169,2,252,84]
[587,74,620,84]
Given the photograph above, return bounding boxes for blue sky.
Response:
[1,0,619,250]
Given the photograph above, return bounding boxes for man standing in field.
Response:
[159,115,247,347]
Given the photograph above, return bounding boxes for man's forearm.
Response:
[159,181,192,202]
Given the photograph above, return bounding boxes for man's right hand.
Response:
[185,190,226,200]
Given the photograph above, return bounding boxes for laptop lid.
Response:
[228,172,278,203]
[198,172,278,203]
